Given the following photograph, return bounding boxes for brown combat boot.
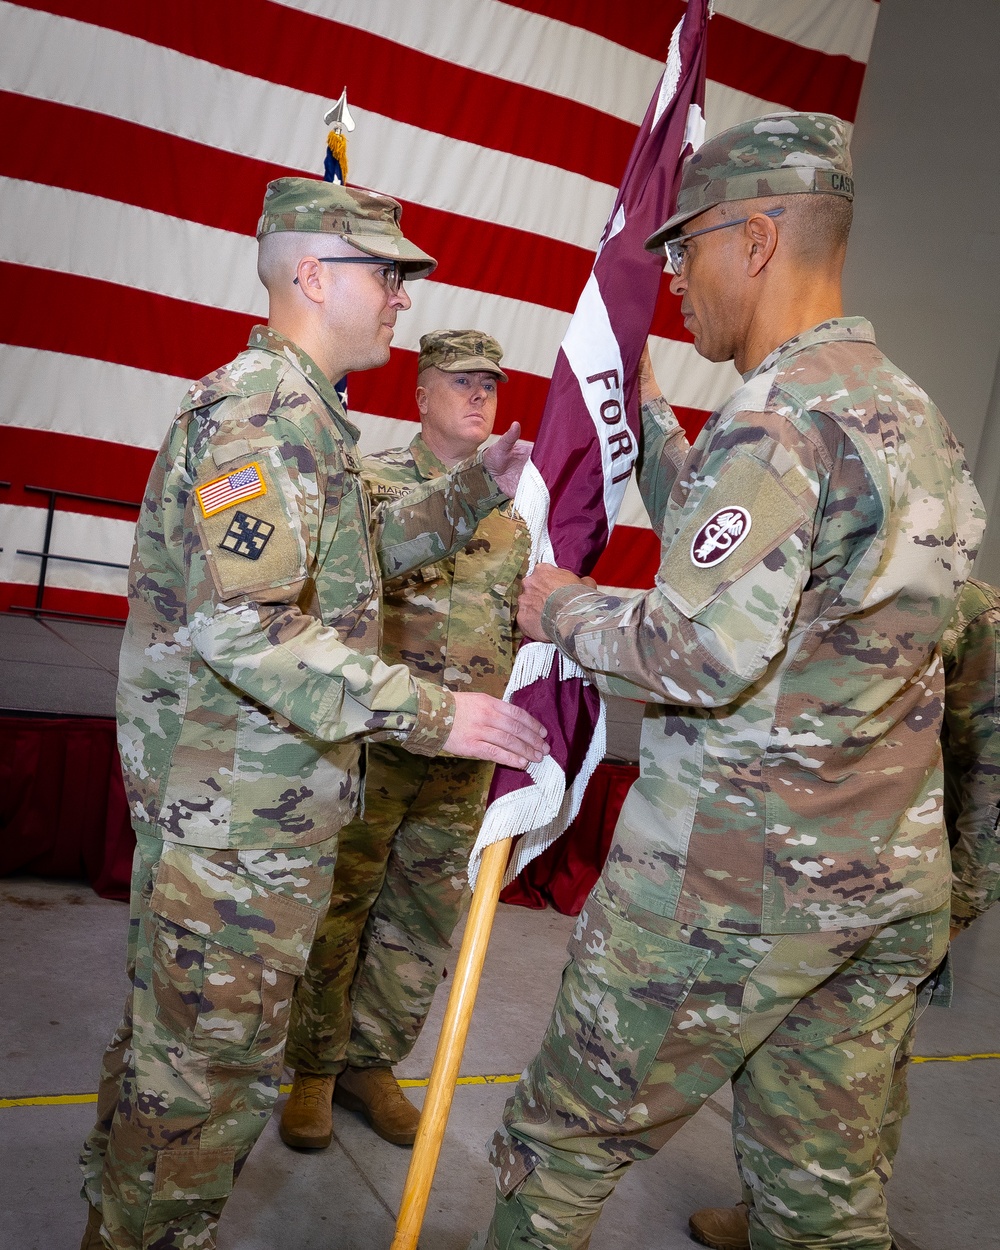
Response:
[278,1072,336,1149]
[80,1203,108,1250]
[689,1203,750,1250]
[334,1065,421,1146]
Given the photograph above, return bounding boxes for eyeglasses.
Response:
[664,207,785,276]
[293,257,406,292]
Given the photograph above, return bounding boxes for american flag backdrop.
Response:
[0,0,879,621]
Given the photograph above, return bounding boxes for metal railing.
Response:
[9,484,140,626]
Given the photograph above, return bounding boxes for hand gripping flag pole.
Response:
[390,5,711,1245]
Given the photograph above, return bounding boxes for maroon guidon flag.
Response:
[470,0,712,887]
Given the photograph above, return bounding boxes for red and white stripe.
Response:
[0,0,879,618]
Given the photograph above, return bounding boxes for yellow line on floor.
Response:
[0,1073,524,1109]
[8,1057,1000,1109]
[909,1052,1000,1064]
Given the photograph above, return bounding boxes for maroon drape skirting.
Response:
[0,715,135,900]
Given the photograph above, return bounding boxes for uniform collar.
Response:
[741,316,876,383]
[247,324,361,441]
[409,432,450,480]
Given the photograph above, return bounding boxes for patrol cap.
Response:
[256,176,437,280]
[645,112,854,252]
[417,329,508,382]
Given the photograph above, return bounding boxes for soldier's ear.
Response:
[415,385,429,416]
[295,256,325,303]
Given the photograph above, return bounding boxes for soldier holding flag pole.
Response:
[475,111,984,1250]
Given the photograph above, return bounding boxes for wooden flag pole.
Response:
[390,836,512,1250]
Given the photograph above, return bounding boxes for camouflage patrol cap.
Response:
[645,112,854,252]
[417,329,508,382]
[257,176,437,279]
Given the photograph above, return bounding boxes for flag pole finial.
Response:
[324,88,355,133]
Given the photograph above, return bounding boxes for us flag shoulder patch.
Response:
[196,462,267,518]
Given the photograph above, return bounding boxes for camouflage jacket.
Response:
[942,578,1000,927]
[364,434,530,698]
[117,326,508,852]
[543,318,985,933]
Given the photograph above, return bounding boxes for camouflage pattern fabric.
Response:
[542,318,985,935]
[478,880,949,1250]
[85,331,509,1246]
[474,317,983,1248]
[941,578,1000,927]
[81,831,337,1249]
[116,327,507,857]
[287,433,529,1074]
[418,328,508,380]
[646,111,855,249]
[256,175,436,278]
[286,744,493,1073]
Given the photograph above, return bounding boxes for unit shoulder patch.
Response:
[659,450,811,618]
[219,511,274,560]
[690,506,752,568]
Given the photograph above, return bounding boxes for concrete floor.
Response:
[1,876,996,1250]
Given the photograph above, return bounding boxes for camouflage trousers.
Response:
[80,828,337,1250]
[286,742,493,1075]
[479,877,949,1250]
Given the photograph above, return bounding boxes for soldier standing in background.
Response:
[280,329,530,1150]
[473,113,984,1250]
[690,576,1000,1249]
[78,178,548,1250]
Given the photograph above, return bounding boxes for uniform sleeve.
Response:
[375,455,508,580]
[178,402,454,756]
[944,606,1000,928]
[540,413,826,706]
[637,396,691,537]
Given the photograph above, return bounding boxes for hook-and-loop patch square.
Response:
[219,510,274,561]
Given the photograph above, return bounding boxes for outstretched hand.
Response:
[444,691,549,770]
[482,422,531,496]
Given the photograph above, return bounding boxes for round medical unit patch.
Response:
[690,506,752,568]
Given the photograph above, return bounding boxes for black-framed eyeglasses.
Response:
[293,257,406,292]
[664,207,785,276]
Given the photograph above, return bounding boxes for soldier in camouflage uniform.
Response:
[280,329,530,1149]
[689,575,1000,1248]
[77,178,548,1250]
[473,114,985,1250]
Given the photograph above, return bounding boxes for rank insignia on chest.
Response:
[219,510,274,560]
[196,462,267,517]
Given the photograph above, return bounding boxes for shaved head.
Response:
[257,230,361,294]
[716,192,853,265]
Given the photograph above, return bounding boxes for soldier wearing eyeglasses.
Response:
[78,178,549,1250]
[475,114,985,1250]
